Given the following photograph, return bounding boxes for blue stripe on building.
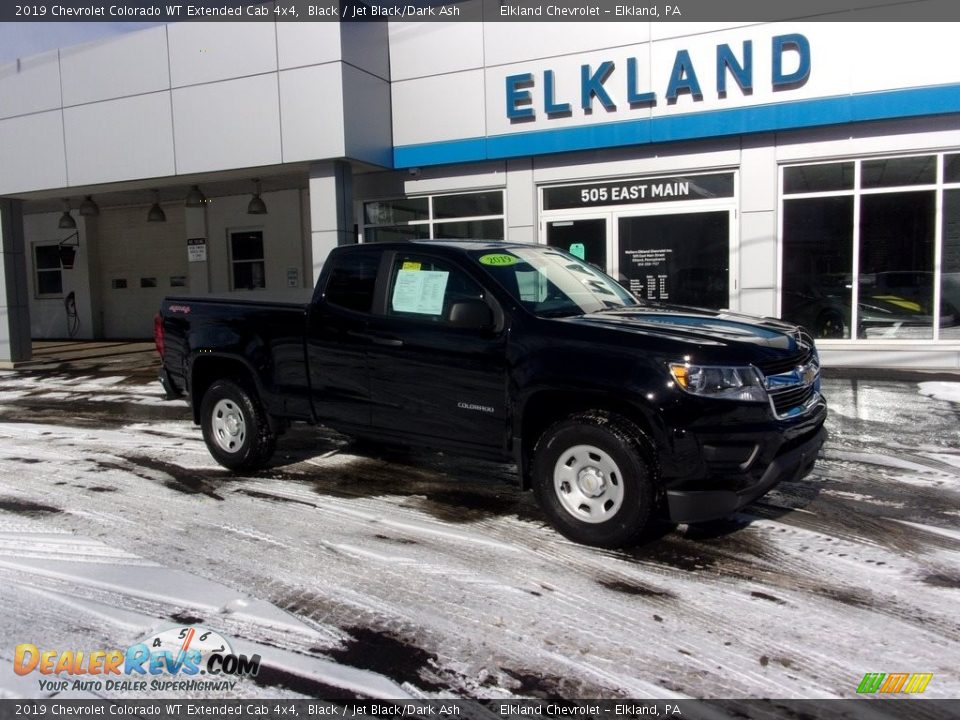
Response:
[393,84,960,168]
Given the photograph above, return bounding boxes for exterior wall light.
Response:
[247,178,267,215]
[79,195,100,217]
[147,190,166,222]
[58,231,80,269]
[58,200,77,230]
[185,185,207,208]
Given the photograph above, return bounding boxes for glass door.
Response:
[615,210,734,309]
[545,217,611,272]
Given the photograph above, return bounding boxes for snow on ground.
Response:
[0,359,958,701]
[918,381,960,405]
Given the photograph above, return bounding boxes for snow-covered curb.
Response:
[918,381,960,404]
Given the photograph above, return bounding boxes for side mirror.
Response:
[447,300,494,330]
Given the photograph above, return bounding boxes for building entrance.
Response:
[540,172,737,310]
[545,217,608,269]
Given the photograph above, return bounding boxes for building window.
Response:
[781,154,958,341]
[230,230,265,290]
[34,244,63,297]
[363,190,504,243]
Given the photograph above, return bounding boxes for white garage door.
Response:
[96,206,188,339]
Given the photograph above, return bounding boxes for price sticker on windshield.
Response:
[478,253,518,266]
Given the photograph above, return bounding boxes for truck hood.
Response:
[563,304,805,352]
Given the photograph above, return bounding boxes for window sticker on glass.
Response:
[516,270,548,302]
[478,253,518,266]
[392,269,449,315]
[402,261,422,271]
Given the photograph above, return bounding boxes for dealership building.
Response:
[1,16,959,368]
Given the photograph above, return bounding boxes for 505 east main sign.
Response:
[505,33,811,120]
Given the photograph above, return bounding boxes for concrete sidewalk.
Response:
[5,341,160,379]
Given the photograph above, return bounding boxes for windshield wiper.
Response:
[592,304,638,313]
[537,308,582,318]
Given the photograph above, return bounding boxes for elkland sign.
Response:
[505,34,811,121]
[392,25,960,168]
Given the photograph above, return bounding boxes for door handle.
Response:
[371,336,403,347]
[346,329,403,347]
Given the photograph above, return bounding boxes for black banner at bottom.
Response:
[0,699,957,720]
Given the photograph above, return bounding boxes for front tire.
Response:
[200,379,276,471]
[532,412,655,548]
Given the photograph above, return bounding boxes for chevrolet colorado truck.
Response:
[155,240,826,547]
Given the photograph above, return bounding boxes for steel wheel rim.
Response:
[553,444,624,524]
[211,398,246,453]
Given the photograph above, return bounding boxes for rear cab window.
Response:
[322,250,382,313]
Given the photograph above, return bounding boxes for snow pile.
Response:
[918,381,960,404]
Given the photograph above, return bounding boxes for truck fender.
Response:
[187,351,271,426]
[513,387,668,491]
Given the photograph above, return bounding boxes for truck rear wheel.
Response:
[200,379,276,471]
[532,412,654,548]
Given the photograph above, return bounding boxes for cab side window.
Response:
[386,254,485,323]
[323,251,381,313]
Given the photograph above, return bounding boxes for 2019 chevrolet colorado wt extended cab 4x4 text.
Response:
[155,241,826,547]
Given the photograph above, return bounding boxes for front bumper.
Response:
[664,422,827,524]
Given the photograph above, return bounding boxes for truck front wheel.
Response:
[532,412,654,548]
[200,379,276,471]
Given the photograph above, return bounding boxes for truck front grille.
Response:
[757,347,813,377]
[770,384,817,417]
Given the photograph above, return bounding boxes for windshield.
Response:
[469,246,638,317]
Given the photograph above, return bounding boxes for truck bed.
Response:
[165,288,314,308]
[159,292,313,421]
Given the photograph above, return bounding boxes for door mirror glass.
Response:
[447,300,493,330]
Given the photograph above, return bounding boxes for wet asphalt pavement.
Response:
[0,351,957,701]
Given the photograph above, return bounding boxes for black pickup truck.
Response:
[155,240,826,547]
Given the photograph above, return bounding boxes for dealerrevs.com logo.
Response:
[14,625,260,693]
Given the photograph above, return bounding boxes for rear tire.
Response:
[532,411,655,548]
[200,379,276,471]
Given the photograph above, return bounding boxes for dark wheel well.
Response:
[190,357,259,424]
[519,392,658,489]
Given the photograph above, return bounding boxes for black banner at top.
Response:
[2,0,960,23]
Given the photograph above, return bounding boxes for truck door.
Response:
[305,248,385,428]
[365,251,508,451]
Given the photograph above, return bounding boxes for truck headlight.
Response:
[668,363,768,403]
